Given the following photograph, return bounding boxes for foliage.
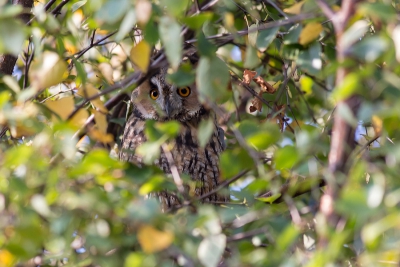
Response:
[0,0,400,266]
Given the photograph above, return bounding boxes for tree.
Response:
[0,0,399,266]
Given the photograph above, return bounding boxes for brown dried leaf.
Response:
[249,91,264,112]
[245,70,277,113]
[253,76,276,94]
[243,70,257,84]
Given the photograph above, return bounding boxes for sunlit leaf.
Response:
[77,85,108,112]
[130,40,151,72]
[98,63,114,84]
[137,225,174,253]
[299,22,322,45]
[283,1,305,14]
[182,12,213,29]
[0,250,16,267]
[29,51,68,90]
[198,234,226,267]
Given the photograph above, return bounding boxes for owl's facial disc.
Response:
[149,76,182,119]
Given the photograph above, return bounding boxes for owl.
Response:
[119,66,228,210]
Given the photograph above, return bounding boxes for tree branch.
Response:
[0,0,33,75]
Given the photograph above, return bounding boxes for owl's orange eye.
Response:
[150,89,159,100]
[177,87,191,97]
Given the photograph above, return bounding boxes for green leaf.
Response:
[350,36,388,63]
[136,142,161,164]
[198,234,226,267]
[197,118,214,148]
[196,56,229,102]
[276,225,300,251]
[359,2,397,22]
[244,45,259,69]
[248,23,258,47]
[256,193,281,203]
[283,24,302,45]
[0,19,26,55]
[256,26,279,51]
[155,121,181,138]
[182,12,213,29]
[275,146,299,170]
[341,20,369,50]
[125,253,155,267]
[161,0,190,17]
[167,63,195,87]
[71,0,87,13]
[197,31,217,57]
[299,75,313,96]
[297,42,321,75]
[332,73,360,101]
[239,121,280,150]
[220,148,252,177]
[159,16,182,69]
[95,0,129,24]
[0,4,22,19]
[139,175,166,195]
[115,9,137,41]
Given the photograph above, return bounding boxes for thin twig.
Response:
[264,0,288,19]
[198,169,250,201]
[69,31,118,61]
[161,144,186,194]
[27,0,57,25]
[51,0,71,16]
[231,74,273,110]
[226,227,269,243]
[186,13,316,44]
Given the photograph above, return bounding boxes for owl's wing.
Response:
[217,126,226,151]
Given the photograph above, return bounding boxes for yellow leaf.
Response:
[45,96,75,121]
[137,225,174,253]
[9,123,36,138]
[44,96,88,127]
[29,51,68,90]
[77,85,108,112]
[98,63,114,84]
[0,250,16,267]
[70,109,89,128]
[224,12,235,29]
[130,40,151,72]
[283,1,305,15]
[299,22,323,45]
[372,115,382,136]
[93,110,108,134]
[64,40,78,55]
[88,128,113,144]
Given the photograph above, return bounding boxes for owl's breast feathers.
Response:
[119,106,228,208]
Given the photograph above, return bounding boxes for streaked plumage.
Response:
[119,67,228,210]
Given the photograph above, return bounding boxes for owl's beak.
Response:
[164,100,173,117]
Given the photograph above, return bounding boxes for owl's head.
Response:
[132,67,202,122]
